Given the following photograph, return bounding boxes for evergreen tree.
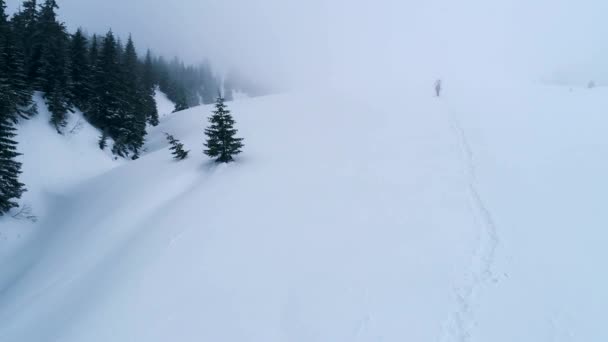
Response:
[11,0,40,85]
[0,0,26,214]
[37,0,71,132]
[165,133,189,160]
[119,35,146,158]
[1,0,35,120]
[89,34,99,69]
[172,84,188,112]
[0,103,26,215]
[141,50,159,126]
[204,95,244,163]
[68,28,91,110]
[98,130,108,150]
[90,31,123,138]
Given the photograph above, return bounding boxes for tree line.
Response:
[0,0,226,215]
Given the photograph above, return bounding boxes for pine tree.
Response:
[68,28,91,110]
[204,95,244,163]
[172,85,189,112]
[98,130,107,150]
[0,0,26,215]
[90,31,123,140]
[11,0,40,85]
[0,109,26,215]
[165,133,189,160]
[1,0,35,121]
[0,96,26,215]
[89,34,99,69]
[141,50,159,126]
[119,36,146,157]
[37,0,72,132]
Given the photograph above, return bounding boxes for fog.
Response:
[6,0,608,90]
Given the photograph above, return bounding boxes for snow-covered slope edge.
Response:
[0,93,119,261]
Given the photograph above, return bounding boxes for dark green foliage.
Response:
[204,96,244,163]
[98,130,107,150]
[37,0,72,132]
[172,85,189,113]
[153,56,220,107]
[46,81,70,133]
[0,0,29,215]
[88,34,99,71]
[0,109,26,215]
[0,96,25,215]
[68,28,91,110]
[165,133,189,160]
[11,0,40,85]
[119,35,147,156]
[4,0,229,161]
[1,0,35,120]
[88,32,148,158]
[142,50,159,126]
[90,31,126,153]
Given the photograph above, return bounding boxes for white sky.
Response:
[6,0,608,89]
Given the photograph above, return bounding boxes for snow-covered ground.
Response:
[0,93,119,264]
[154,87,175,118]
[0,83,606,341]
[447,83,608,342]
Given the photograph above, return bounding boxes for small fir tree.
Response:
[98,130,108,150]
[204,95,243,163]
[165,133,189,160]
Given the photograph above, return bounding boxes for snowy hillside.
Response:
[0,83,607,341]
[154,87,176,118]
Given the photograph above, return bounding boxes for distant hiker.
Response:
[435,79,442,97]
[588,81,596,89]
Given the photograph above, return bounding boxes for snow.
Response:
[0,93,118,264]
[447,84,608,341]
[154,87,175,118]
[0,84,607,341]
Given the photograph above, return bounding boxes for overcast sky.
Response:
[6,0,608,89]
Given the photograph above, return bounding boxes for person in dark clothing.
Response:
[435,79,442,97]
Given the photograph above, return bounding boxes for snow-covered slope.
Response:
[154,87,176,118]
[0,84,607,341]
[0,93,119,262]
[448,84,608,342]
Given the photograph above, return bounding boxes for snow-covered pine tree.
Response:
[165,133,189,160]
[204,95,244,163]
